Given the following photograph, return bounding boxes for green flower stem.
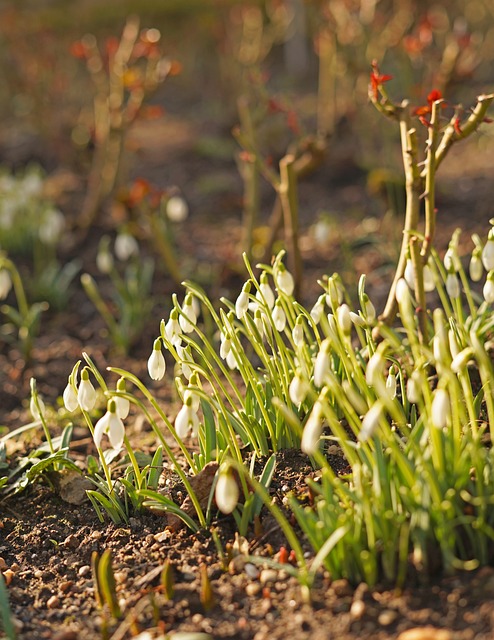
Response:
[4,256,29,319]
[123,434,143,489]
[82,410,115,495]
[410,236,428,343]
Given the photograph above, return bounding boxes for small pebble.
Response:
[350,599,366,619]
[259,569,278,585]
[245,582,261,596]
[47,595,60,609]
[245,563,259,579]
[378,609,398,626]
[78,565,91,577]
[59,580,73,593]
[63,535,79,550]
[0,557,8,571]
[397,628,452,640]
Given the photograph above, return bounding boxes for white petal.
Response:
[148,349,166,380]
[78,379,96,411]
[63,383,79,412]
[215,470,239,514]
[301,402,323,455]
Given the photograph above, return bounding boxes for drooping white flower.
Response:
[446,272,460,299]
[176,344,193,380]
[406,370,422,404]
[148,339,166,380]
[271,300,286,332]
[114,378,130,419]
[184,387,200,413]
[431,388,450,429]
[226,348,238,370]
[362,294,376,323]
[483,271,494,304]
[254,309,265,337]
[404,259,415,290]
[469,249,483,282]
[63,379,79,413]
[114,231,139,261]
[77,367,96,411]
[292,317,304,347]
[175,396,200,439]
[451,348,473,373]
[350,311,366,327]
[256,273,275,310]
[39,208,65,245]
[220,332,232,360]
[314,339,331,388]
[179,294,197,334]
[385,366,397,399]
[235,283,251,320]
[301,400,324,455]
[310,295,325,325]
[96,238,114,274]
[275,263,294,296]
[164,309,182,346]
[482,231,494,271]
[215,465,239,514]
[0,268,12,300]
[366,350,386,389]
[423,264,435,292]
[93,399,125,451]
[326,276,343,307]
[30,394,46,421]
[166,196,189,222]
[337,303,352,335]
[359,401,384,442]
[289,370,308,405]
[395,278,411,306]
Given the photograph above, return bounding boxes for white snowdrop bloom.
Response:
[275,264,295,296]
[165,309,182,346]
[77,368,96,411]
[115,231,139,261]
[22,172,43,197]
[446,272,460,299]
[147,339,166,380]
[175,398,200,439]
[431,388,450,429]
[235,284,250,320]
[366,350,385,389]
[166,195,189,222]
[310,295,325,325]
[469,250,483,282]
[39,208,65,245]
[350,311,366,327]
[395,278,411,306]
[444,246,460,272]
[451,348,473,374]
[272,300,286,332]
[314,339,331,388]
[448,330,460,360]
[289,370,308,405]
[482,233,494,271]
[301,401,324,455]
[326,276,343,307]
[359,401,384,442]
[406,371,421,404]
[96,244,114,274]
[292,317,304,347]
[362,294,376,323]
[63,379,79,413]
[30,394,46,421]
[0,268,12,299]
[93,399,125,451]
[220,333,232,360]
[215,465,239,514]
[226,348,238,370]
[257,274,275,310]
[385,366,397,399]
[114,378,130,420]
[342,380,368,415]
[184,387,200,413]
[176,344,193,380]
[483,272,494,304]
[337,303,352,335]
[423,264,435,293]
[254,309,264,337]
[404,259,415,290]
[179,294,197,334]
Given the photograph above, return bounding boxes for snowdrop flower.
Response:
[272,299,286,332]
[469,248,483,282]
[446,271,460,299]
[292,316,304,348]
[431,388,450,429]
[404,259,415,290]
[349,311,366,327]
[483,271,494,304]
[166,195,189,222]
[0,268,12,299]
[482,230,494,271]
[366,350,386,390]
[310,295,325,325]
[179,294,197,334]
[63,378,79,412]
[176,344,193,380]
[256,273,275,310]
[395,277,411,306]
[148,339,166,380]
[39,208,65,244]
[78,367,96,411]
[114,378,130,420]
[451,348,473,374]
[289,369,308,405]
[301,400,324,455]
[326,275,343,307]
[342,380,368,415]
[220,332,232,360]
[406,370,422,404]
[215,464,239,514]
[175,396,200,439]
[184,387,200,413]
[404,260,435,293]
[226,348,238,370]
[362,294,376,323]
[275,263,294,296]
[359,401,384,442]
[448,330,460,360]
[115,231,139,261]
[96,236,114,274]
[254,308,264,337]
[337,303,352,335]
[235,282,251,320]
[30,393,46,421]
[165,309,182,346]
[314,339,331,388]
[385,366,397,399]
[93,399,125,451]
